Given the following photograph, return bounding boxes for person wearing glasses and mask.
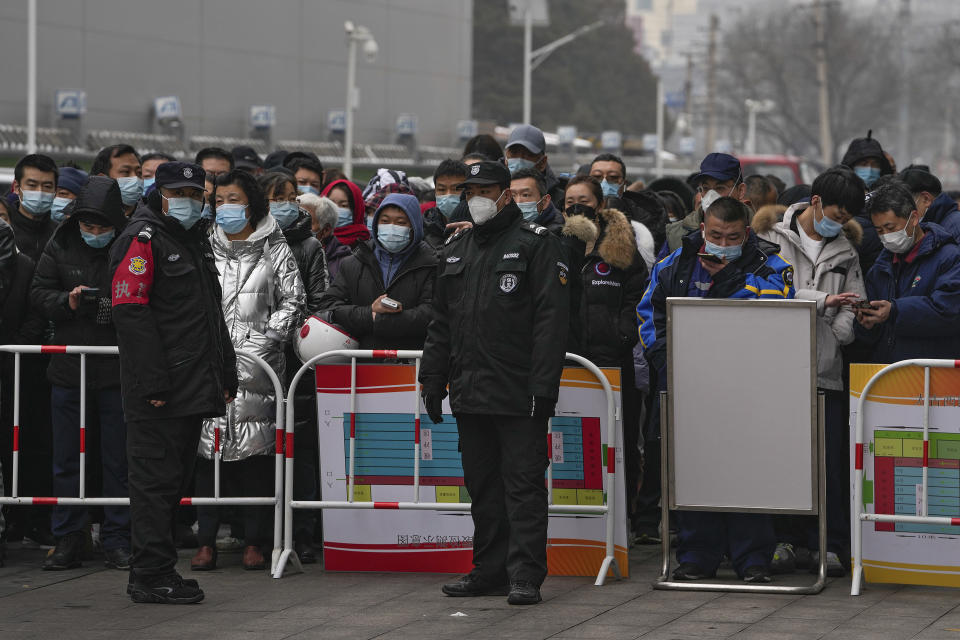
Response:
[664,153,748,254]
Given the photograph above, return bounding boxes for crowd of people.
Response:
[0,123,959,603]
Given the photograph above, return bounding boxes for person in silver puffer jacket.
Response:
[192,171,305,572]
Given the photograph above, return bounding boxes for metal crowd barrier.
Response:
[0,344,287,574]
[851,358,960,596]
[273,349,623,586]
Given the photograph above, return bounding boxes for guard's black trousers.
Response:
[457,413,549,586]
[127,415,202,578]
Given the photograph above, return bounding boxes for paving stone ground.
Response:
[1,542,959,639]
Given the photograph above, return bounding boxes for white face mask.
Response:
[700,189,722,213]
[880,214,919,254]
[468,192,504,225]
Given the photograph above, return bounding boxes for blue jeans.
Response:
[677,511,776,577]
[50,386,130,551]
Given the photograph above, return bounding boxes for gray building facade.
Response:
[0,0,472,147]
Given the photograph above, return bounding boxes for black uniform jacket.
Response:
[109,202,237,422]
[419,203,569,416]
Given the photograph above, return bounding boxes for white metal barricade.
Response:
[0,344,287,573]
[851,358,960,596]
[273,349,622,585]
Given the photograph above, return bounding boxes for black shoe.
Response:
[441,573,510,597]
[129,573,204,604]
[295,541,317,565]
[672,562,715,581]
[104,547,132,570]
[743,564,773,583]
[127,571,199,595]
[507,580,541,605]
[42,532,84,570]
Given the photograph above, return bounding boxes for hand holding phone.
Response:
[697,252,723,264]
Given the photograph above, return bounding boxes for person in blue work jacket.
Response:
[855,181,960,362]
[636,195,795,584]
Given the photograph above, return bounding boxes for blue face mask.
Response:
[336,207,353,228]
[366,215,374,232]
[116,176,143,206]
[507,157,535,174]
[436,194,460,217]
[20,190,54,215]
[813,201,843,238]
[703,238,743,262]
[216,203,249,234]
[80,228,115,249]
[600,180,620,198]
[143,177,156,193]
[297,184,319,196]
[854,166,881,188]
[377,223,411,253]
[163,195,204,230]
[517,200,540,223]
[51,196,73,222]
[270,201,300,229]
[200,202,213,220]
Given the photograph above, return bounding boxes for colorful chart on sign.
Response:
[850,363,960,588]
[872,430,960,534]
[342,413,604,506]
[315,363,628,577]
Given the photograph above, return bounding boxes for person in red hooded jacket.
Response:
[320,179,369,284]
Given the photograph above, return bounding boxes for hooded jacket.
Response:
[638,228,795,377]
[561,207,648,367]
[282,211,328,315]
[200,214,305,461]
[841,131,894,176]
[317,193,437,350]
[322,179,370,248]
[855,222,960,363]
[30,176,127,389]
[753,202,866,390]
[922,192,960,243]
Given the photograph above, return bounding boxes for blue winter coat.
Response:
[922,192,960,243]
[855,222,960,363]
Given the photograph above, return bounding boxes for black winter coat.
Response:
[30,177,127,389]
[9,204,57,263]
[109,200,238,421]
[0,218,15,313]
[283,212,328,315]
[317,240,437,350]
[419,204,570,416]
[561,208,648,367]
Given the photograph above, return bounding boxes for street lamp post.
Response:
[27,0,37,154]
[744,98,775,155]
[343,21,377,180]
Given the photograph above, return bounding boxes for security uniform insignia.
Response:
[129,256,148,275]
[783,266,794,286]
[499,273,519,293]
[557,260,569,286]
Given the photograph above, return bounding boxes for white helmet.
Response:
[295,316,359,364]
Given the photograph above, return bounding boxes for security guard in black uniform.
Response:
[420,161,569,605]
[109,162,237,604]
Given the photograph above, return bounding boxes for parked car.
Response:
[736,154,823,187]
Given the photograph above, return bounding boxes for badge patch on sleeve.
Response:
[113,238,154,306]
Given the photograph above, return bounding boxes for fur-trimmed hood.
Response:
[562,207,638,270]
[752,201,863,247]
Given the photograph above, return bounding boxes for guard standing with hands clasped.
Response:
[110,162,238,605]
[419,161,570,605]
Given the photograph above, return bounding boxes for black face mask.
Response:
[565,203,596,220]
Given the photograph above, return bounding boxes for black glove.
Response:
[421,385,446,424]
[530,395,556,419]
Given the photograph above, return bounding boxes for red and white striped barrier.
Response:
[0,344,287,573]
[851,358,960,595]
[272,349,622,586]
